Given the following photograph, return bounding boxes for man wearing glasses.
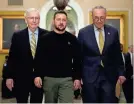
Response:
[5,8,48,103]
[78,6,126,103]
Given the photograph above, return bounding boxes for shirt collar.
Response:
[94,25,104,32]
[28,28,39,35]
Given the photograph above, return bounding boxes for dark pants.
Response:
[82,67,117,103]
[1,79,15,99]
[74,89,81,98]
[14,78,43,103]
[122,79,133,103]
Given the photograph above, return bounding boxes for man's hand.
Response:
[117,76,126,84]
[73,80,81,90]
[34,77,42,88]
[6,79,14,91]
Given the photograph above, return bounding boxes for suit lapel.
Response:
[24,28,31,52]
[24,27,45,60]
[23,28,33,59]
[90,25,100,54]
[35,27,45,57]
[36,27,42,46]
[102,25,111,54]
[35,28,41,56]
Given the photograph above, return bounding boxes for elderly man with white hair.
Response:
[5,8,48,103]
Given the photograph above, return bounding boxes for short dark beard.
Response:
[55,26,66,32]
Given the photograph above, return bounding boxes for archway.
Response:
[39,0,84,36]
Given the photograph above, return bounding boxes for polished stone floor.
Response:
[0,77,129,103]
[0,78,82,103]
[0,93,82,103]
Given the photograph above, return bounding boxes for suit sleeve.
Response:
[5,33,18,79]
[77,30,84,60]
[114,30,125,76]
[72,35,82,80]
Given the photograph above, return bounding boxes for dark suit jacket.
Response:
[124,52,133,79]
[5,27,48,83]
[78,24,124,84]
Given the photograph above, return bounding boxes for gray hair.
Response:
[128,45,133,48]
[24,8,40,17]
[92,6,107,14]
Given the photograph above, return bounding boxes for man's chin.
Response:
[56,28,65,31]
[95,24,104,29]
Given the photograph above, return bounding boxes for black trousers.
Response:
[14,79,43,103]
[122,79,133,103]
[82,67,117,103]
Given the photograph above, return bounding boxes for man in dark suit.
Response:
[123,45,133,103]
[5,8,48,103]
[78,6,126,103]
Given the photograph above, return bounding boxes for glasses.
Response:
[27,17,40,20]
[93,16,105,22]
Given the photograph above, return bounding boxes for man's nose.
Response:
[60,20,63,23]
[33,18,36,22]
[98,18,101,22]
